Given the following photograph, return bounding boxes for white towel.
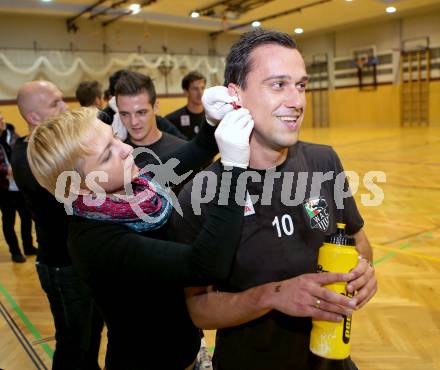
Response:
[108,96,128,141]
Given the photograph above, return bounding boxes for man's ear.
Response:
[26,112,40,129]
[94,96,103,109]
[227,83,242,106]
[153,101,159,115]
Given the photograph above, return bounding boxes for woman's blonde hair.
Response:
[27,107,98,195]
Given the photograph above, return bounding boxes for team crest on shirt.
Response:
[303,197,330,232]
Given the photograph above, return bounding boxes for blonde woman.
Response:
[28,106,253,370]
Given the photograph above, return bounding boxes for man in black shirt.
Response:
[114,71,187,169]
[166,71,208,139]
[172,30,377,370]
[12,81,102,370]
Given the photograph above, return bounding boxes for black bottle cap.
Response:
[325,223,356,246]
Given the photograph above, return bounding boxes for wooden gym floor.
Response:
[0,126,439,370]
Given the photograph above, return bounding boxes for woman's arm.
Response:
[68,166,245,286]
[69,109,253,286]
[160,121,218,177]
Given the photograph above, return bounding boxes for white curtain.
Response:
[0,49,226,99]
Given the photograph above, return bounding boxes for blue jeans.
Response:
[36,262,103,370]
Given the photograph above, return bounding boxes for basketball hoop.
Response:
[352,54,378,91]
[355,57,367,70]
[354,55,378,70]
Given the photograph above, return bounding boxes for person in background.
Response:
[0,112,36,263]
[75,80,104,109]
[102,69,187,140]
[12,80,103,370]
[166,71,207,140]
[103,88,111,104]
[114,71,187,169]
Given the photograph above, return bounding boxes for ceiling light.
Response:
[294,28,304,34]
[41,0,52,2]
[386,6,396,13]
[252,21,261,27]
[191,11,200,18]
[129,3,141,14]
[345,0,353,2]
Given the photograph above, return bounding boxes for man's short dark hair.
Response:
[75,80,102,107]
[114,70,157,105]
[224,29,297,90]
[103,88,111,101]
[108,69,130,96]
[181,71,206,91]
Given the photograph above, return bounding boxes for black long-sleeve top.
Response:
[68,122,246,369]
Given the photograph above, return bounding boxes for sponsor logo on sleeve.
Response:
[244,191,256,216]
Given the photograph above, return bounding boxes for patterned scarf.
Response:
[72,173,172,233]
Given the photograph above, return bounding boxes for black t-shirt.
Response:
[172,142,364,370]
[11,138,71,267]
[125,132,187,168]
[156,115,187,140]
[166,106,207,140]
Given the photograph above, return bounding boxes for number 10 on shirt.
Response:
[272,215,294,238]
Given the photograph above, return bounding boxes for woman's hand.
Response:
[215,108,254,169]
[202,86,239,125]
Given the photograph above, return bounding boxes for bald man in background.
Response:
[12,81,103,370]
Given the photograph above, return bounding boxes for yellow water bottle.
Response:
[309,223,358,359]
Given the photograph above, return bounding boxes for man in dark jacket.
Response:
[0,112,36,262]
[12,81,103,370]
